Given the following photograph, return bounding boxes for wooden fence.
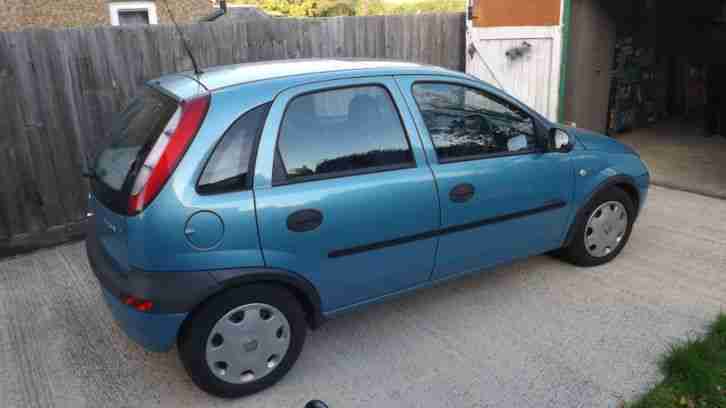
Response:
[0,13,466,255]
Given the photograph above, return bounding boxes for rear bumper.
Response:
[100,287,186,352]
[86,223,217,351]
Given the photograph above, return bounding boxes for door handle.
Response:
[449,183,475,203]
[287,209,324,232]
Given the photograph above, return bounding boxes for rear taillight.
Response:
[128,94,210,215]
[122,295,154,312]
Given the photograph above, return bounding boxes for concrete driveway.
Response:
[619,120,726,199]
[1,186,724,408]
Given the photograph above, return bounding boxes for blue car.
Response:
[86,59,649,398]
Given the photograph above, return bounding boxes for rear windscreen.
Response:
[91,87,178,212]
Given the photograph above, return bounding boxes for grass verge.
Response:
[631,313,726,408]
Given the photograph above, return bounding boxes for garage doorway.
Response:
[563,0,726,198]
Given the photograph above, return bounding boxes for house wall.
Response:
[470,0,561,27]
[562,0,616,132]
[0,0,27,31]
[0,0,214,32]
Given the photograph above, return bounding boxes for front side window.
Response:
[274,85,414,184]
[198,103,271,194]
[412,83,537,162]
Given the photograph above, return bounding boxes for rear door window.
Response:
[273,85,414,184]
[197,103,271,194]
[91,87,178,212]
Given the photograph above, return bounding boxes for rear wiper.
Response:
[82,169,98,180]
[81,153,98,180]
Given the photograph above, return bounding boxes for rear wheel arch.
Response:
[177,283,307,397]
[178,268,324,344]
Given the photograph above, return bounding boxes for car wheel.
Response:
[559,186,635,267]
[178,284,307,398]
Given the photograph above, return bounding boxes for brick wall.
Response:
[0,0,214,32]
[156,0,215,25]
[1,0,27,31]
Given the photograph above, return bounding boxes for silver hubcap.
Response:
[584,201,629,258]
[205,303,291,384]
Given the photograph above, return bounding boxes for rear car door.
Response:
[253,77,440,313]
[397,76,574,279]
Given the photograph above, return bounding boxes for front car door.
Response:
[253,77,440,313]
[397,76,575,279]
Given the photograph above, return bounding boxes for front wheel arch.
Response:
[562,175,640,249]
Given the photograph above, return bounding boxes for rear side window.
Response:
[198,103,271,194]
[412,82,537,162]
[273,85,414,184]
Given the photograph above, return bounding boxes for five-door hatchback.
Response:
[87,59,650,398]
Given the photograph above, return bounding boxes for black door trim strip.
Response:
[328,200,567,258]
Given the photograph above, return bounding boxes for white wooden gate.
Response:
[466,25,563,121]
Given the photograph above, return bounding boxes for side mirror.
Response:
[551,128,573,153]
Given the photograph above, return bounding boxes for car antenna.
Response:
[161,0,203,75]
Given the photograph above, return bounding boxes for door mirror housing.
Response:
[550,128,574,152]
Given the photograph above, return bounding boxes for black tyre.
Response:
[558,186,636,267]
[178,284,307,398]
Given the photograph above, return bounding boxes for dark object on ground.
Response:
[305,400,330,408]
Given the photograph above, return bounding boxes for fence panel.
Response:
[0,13,465,254]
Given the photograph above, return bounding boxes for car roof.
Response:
[152,58,472,97]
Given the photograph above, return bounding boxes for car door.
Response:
[253,77,440,313]
[397,76,575,279]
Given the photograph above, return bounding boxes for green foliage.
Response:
[233,0,464,17]
[235,0,355,17]
[374,0,466,15]
[354,0,386,16]
[630,313,726,408]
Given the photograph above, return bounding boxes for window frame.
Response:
[195,102,272,195]
[271,83,417,187]
[109,1,158,26]
[411,80,545,165]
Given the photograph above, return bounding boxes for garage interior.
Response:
[563,0,726,198]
